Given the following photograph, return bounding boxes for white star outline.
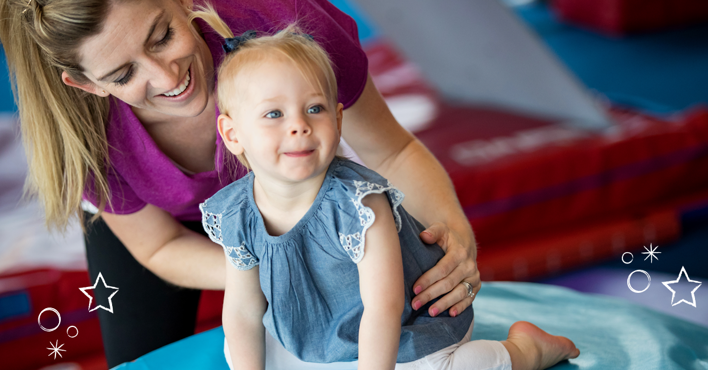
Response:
[79,272,119,313]
[641,243,661,263]
[47,340,66,359]
[662,266,702,307]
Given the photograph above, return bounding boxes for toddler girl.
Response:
[194,6,579,370]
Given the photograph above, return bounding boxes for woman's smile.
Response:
[157,63,196,102]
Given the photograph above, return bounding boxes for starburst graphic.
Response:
[641,243,661,263]
[47,340,66,359]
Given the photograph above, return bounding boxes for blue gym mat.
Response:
[114,282,708,370]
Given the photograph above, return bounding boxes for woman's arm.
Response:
[342,74,481,317]
[223,262,267,370]
[357,193,405,370]
[101,204,226,290]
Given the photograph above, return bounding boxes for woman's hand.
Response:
[413,222,481,317]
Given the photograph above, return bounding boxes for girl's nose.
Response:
[289,117,312,136]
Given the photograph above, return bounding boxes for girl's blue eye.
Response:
[308,105,322,114]
[266,110,283,118]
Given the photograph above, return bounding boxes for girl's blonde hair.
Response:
[189,4,338,169]
[0,0,113,230]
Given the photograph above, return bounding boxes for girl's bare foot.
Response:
[502,321,580,370]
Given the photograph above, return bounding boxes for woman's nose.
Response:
[144,57,181,92]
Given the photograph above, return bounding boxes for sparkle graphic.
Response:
[662,266,702,307]
[37,307,61,332]
[641,243,661,263]
[47,340,66,359]
[67,325,79,338]
[79,272,119,313]
[627,269,651,293]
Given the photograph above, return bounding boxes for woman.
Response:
[1,0,481,367]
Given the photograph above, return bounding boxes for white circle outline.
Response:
[38,307,61,332]
[621,252,633,264]
[67,325,79,338]
[627,269,651,293]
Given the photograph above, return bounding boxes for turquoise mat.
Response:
[114,282,708,369]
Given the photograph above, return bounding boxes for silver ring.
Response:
[460,281,475,298]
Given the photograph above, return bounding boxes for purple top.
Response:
[84,0,368,221]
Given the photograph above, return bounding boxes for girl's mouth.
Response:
[284,150,315,157]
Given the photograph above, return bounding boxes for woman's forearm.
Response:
[101,205,226,290]
[148,229,226,290]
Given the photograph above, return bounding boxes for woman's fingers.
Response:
[421,276,482,317]
[414,223,460,294]
[419,223,450,251]
[413,221,480,315]
[423,268,481,316]
[448,281,482,317]
[411,255,480,312]
[412,253,466,309]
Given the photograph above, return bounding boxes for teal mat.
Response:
[114,282,708,369]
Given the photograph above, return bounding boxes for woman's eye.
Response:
[265,110,283,119]
[307,105,322,114]
[114,67,134,86]
[155,26,174,48]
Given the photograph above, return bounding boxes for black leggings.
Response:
[83,212,206,368]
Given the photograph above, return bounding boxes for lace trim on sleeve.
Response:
[339,180,404,263]
[200,205,258,270]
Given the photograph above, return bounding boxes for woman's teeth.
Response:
[163,70,191,97]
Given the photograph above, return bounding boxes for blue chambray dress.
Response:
[200,157,474,363]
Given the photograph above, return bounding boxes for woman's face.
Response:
[64,0,213,119]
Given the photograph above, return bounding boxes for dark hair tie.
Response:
[222,30,257,54]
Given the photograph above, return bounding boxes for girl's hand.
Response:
[411,222,481,317]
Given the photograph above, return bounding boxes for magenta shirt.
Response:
[84,0,368,221]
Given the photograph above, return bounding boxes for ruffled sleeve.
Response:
[199,177,259,270]
[330,159,405,263]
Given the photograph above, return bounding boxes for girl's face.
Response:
[63,0,213,120]
[218,56,343,184]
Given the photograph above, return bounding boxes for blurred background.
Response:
[2,0,708,369]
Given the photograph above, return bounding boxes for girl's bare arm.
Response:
[223,261,267,370]
[357,193,405,370]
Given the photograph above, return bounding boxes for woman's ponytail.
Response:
[0,0,112,230]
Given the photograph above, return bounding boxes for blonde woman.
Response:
[1,0,481,367]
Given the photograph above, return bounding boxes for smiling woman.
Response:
[63,1,215,121]
[0,0,483,367]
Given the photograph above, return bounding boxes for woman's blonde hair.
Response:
[0,0,113,230]
[189,4,338,169]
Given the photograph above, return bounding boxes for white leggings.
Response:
[224,321,512,370]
